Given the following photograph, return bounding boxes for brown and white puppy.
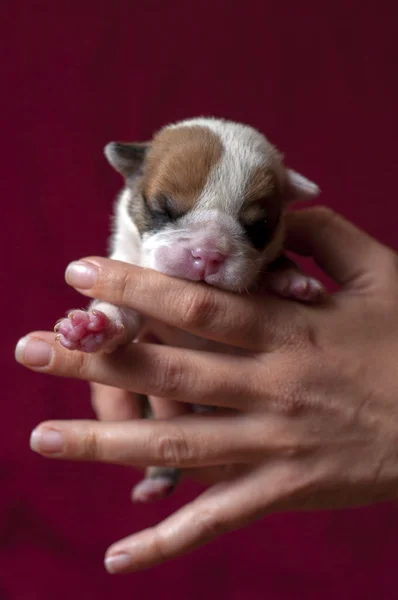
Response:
[55,117,323,501]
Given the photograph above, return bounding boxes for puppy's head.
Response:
[105,118,319,292]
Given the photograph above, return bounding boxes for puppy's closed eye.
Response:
[146,194,185,230]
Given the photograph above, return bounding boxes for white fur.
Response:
[108,118,318,275]
[109,188,141,263]
[285,168,320,198]
[140,208,262,292]
[169,118,284,214]
[105,121,274,291]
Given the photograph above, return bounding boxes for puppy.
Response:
[55,117,324,502]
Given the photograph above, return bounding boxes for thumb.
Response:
[284,207,388,287]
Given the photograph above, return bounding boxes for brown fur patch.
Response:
[240,166,282,227]
[142,126,223,213]
[245,165,278,203]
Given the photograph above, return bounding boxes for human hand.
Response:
[15,207,398,573]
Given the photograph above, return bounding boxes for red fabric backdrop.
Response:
[2,1,398,598]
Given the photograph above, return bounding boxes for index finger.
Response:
[64,257,299,351]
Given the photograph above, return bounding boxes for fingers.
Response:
[63,257,298,350]
[15,332,260,409]
[104,466,283,573]
[90,382,143,421]
[28,415,270,468]
[285,207,389,287]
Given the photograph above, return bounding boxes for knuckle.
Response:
[80,428,101,461]
[178,286,219,330]
[51,342,88,377]
[152,355,184,397]
[148,528,170,564]
[67,352,89,380]
[280,309,313,352]
[154,427,192,466]
[271,385,307,417]
[296,317,325,355]
[195,507,228,540]
[117,269,135,305]
[258,357,310,417]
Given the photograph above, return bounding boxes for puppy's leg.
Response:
[266,255,326,302]
[55,302,140,353]
[132,466,181,503]
[55,185,144,352]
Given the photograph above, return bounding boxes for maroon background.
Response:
[2,1,398,598]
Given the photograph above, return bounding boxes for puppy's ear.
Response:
[283,168,320,203]
[104,142,150,179]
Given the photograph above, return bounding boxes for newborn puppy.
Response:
[55,117,323,501]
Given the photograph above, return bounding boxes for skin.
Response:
[15,207,398,574]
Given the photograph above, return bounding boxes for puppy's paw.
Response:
[132,466,180,503]
[268,270,326,302]
[131,477,175,504]
[54,309,124,353]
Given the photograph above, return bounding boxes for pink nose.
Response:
[191,248,225,277]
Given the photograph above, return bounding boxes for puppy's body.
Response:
[55,117,323,501]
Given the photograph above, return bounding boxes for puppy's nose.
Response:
[191,248,226,277]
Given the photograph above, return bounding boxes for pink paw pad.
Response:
[270,272,326,303]
[54,309,123,353]
[131,477,175,504]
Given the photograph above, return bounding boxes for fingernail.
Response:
[15,337,52,367]
[30,428,64,454]
[104,553,132,574]
[65,261,98,289]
